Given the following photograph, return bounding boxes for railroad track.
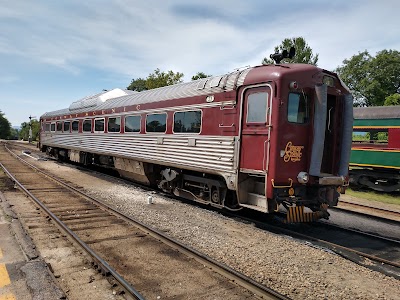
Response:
[0,143,288,299]
[333,200,400,223]
[223,209,400,280]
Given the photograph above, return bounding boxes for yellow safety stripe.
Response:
[286,206,318,223]
[0,294,16,300]
[349,163,400,170]
[351,148,400,153]
[0,264,11,288]
[353,126,400,129]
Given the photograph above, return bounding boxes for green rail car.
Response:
[349,106,400,192]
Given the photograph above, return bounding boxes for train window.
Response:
[45,123,50,132]
[288,93,309,124]
[353,130,388,145]
[146,113,166,132]
[94,118,105,132]
[64,121,70,132]
[56,122,63,132]
[71,120,79,132]
[50,123,56,132]
[247,92,268,123]
[125,115,141,133]
[173,110,201,133]
[108,117,121,133]
[83,119,92,132]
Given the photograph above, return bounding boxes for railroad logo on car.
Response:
[283,141,304,162]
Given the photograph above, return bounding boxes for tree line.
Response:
[1,37,398,140]
[0,111,40,141]
[128,37,399,107]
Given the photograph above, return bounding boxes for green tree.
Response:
[384,94,400,106]
[127,78,147,92]
[19,120,40,141]
[335,49,400,106]
[0,111,11,139]
[145,68,184,89]
[262,37,319,65]
[127,69,184,91]
[9,127,19,140]
[191,72,212,81]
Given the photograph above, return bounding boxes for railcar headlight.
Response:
[297,172,309,184]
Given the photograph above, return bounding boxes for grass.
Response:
[346,188,400,206]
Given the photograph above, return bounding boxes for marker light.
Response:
[297,172,309,184]
[323,76,335,87]
[289,81,298,89]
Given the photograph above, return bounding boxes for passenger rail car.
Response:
[350,106,400,192]
[40,61,353,222]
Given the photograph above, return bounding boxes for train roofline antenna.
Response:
[270,46,296,64]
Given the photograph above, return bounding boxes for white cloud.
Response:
[1,0,399,126]
[2,0,399,78]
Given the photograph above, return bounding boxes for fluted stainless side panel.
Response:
[41,134,237,175]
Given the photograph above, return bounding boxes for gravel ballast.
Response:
[20,158,400,299]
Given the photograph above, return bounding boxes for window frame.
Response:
[107,116,121,133]
[63,121,71,133]
[246,91,269,124]
[56,121,63,132]
[287,92,309,124]
[124,115,141,133]
[45,123,51,132]
[50,122,56,132]
[94,118,105,133]
[352,129,388,145]
[82,119,92,133]
[71,120,79,132]
[172,110,202,134]
[145,113,167,133]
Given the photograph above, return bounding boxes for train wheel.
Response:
[211,188,220,204]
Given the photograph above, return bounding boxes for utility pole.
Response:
[28,115,32,143]
[28,115,36,143]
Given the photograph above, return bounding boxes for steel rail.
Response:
[330,206,400,226]
[335,200,400,221]
[221,211,400,270]
[0,161,145,300]
[3,144,288,300]
[339,199,400,215]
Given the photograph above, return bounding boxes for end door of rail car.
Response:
[237,85,272,212]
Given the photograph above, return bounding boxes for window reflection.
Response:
[247,92,268,123]
[288,93,309,124]
[174,111,201,133]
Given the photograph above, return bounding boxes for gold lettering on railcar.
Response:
[123,107,126,112]
[102,110,105,115]
[85,112,89,116]
[93,111,96,116]
[112,108,115,113]
[283,141,304,163]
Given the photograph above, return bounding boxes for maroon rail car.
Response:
[40,62,353,222]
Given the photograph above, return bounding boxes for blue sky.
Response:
[1,0,399,126]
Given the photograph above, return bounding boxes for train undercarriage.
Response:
[43,146,237,209]
[350,168,400,192]
[43,145,340,222]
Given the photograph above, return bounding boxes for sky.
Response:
[1,0,399,127]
